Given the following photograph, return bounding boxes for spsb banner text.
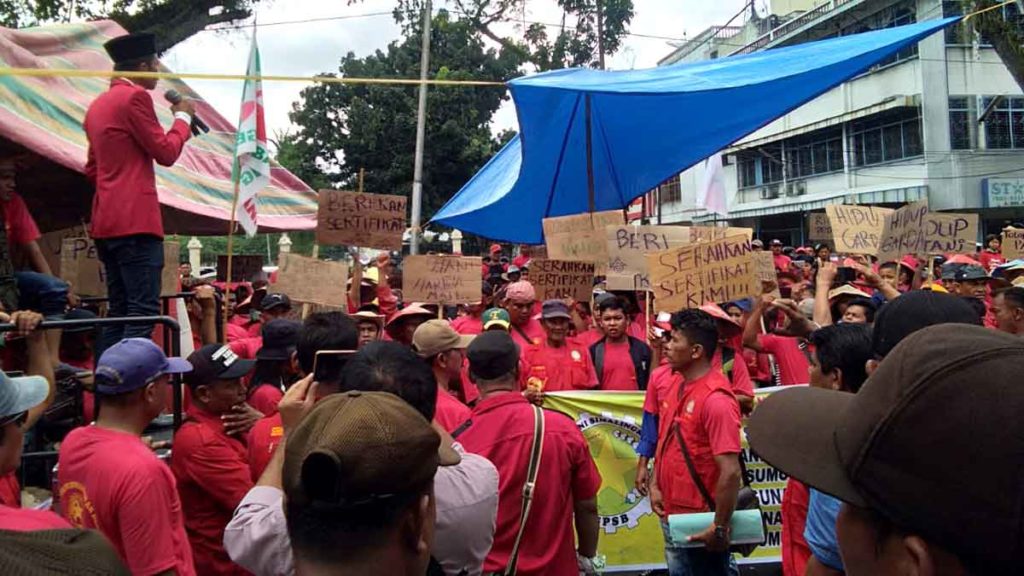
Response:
[545,388,789,572]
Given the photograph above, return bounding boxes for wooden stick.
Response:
[222,181,240,343]
[358,168,365,193]
[301,244,320,320]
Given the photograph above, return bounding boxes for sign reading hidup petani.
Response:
[38,225,89,277]
[316,191,407,250]
[1003,228,1024,261]
[530,259,596,301]
[647,235,757,312]
[807,214,832,241]
[543,210,624,273]
[273,253,349,305]
[922,212,979,255]
[606,225,691,291]
[877,200,930,265]
[403,255,482,303]
[826,204,894,255]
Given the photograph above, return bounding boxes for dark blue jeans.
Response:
[14,271,68,319]
[661,520,739,576]
[95,235,163,352]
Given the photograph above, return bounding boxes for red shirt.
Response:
[773,253,793,272]
[247,413,284,482]
[3,193,41,246]
[655,370,741,514]
[62,355,96,422]
[782,478,812,576]
[643,364,680,415]
[85,79,191,239]
[509,318,545,351]
[247,383,283,417]
[0,506,71,531]
[0,473,19,508]
[229,336,262,360]
[575,328,604,348]
[459,393,601,576]
[758,334,811,386]
[57,426,195,576]
[714,346,754,398]
[451,314,483,335]
[599,339,638,391]
[523,339,598,392]
[979,250,1005,273]
[172,407,253,576]
[435,388,472,433]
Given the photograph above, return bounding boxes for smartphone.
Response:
[312,350,357,381]
[836,267,857,285]
[779,285,792,299]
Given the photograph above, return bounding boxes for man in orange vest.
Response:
[649,309,742,576]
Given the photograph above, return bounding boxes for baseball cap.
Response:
[467,331,520,380]
[412,319,475,358]
[260,293,292,312]
[505,281,536,302]
[747,325,1024,574]
[185,344,255,387]
[482,308,511,331]
[95,339,192,395]
[954,264,989,282]
[255,319,302,361]
[751,239,764,248]
[541,299,572,320]
[870,290,981,358]
[0,370,49,421]
[770,239,783,246]
[940,262,963,281]
[284,391,459,509]
[489,243,502,254]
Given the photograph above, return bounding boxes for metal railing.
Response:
[731,0,862,55]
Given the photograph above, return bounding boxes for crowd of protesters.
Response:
[0,29,1021,576]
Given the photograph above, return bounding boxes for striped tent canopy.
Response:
[0,20,317,234]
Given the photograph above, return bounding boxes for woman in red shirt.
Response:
[246,319,302,416]
[979,234,1005,273]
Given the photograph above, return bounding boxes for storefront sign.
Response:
[984,178,1024,208]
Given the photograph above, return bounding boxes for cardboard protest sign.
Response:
[60,238,105,296]
[530,259,596,301]
[1003,228,1024,260]
[605,225,691,291]
[402,255,482,303]
[38,225,89,276]
[807,214,832,241]
[826,204,894,255]
[161,242,181,295]
[272,253,349,305]
[316,191,407,250]
[752,252,778,283]
[922,213,979,255]
[543,210,624,272]
[689,226,753,243]
[647,235,758,312]
[217,255,264,283]
[877,200,930,264]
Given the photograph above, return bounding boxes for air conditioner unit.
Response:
[760,185,780,200]
[786,181,807,197]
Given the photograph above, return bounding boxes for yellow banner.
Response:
[545,388,788,572]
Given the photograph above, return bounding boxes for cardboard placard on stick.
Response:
[530,259,595,301]
[647,235,757,312]
[826,204,894,255]
[161,242,181,295]
[60,237,106,296]
[39,225,89,276]
[689,226,753,243]
[316,191,407,250]
[402,255,482,304]
[922,213,979,255]
[752,252,778,283]
[273,253,349,305]
[605,225,690,291]
[217,255,264,283]
[543,210,624,273]
[877,200,930,264]
[1003,228,1024,261]
[807,214,832,241]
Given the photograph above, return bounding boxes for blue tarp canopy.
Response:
[431,17,959,243]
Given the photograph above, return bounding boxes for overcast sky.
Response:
[163,0,754,139]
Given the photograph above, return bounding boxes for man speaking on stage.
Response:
[85,32,195,349]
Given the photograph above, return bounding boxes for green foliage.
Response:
[287,10,522,222]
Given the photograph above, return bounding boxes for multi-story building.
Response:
[649,0,1024,245]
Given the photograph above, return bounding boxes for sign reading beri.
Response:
[985,178,1024,208]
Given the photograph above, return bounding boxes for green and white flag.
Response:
[231,31,269,237]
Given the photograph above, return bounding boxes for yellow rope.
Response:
[0,66,507,87]
[963,0,1019,22]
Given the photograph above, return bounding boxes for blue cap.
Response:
[0,371,48,420]
[541,299,572,320]
[95,338,192,395]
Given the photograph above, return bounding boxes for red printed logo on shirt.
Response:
[59,481,99,528]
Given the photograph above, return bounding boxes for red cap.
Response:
[699,302,742,338]
[489,244,502,254]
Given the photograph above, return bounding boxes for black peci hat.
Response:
[103,33,156,64]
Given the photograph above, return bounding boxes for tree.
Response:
[0,0,259,52]
[385,0,634,71]
[287,10,521,223]
[961,1,1024,94]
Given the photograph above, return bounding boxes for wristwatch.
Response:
[713,524,729,541]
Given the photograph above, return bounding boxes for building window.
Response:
[851,108,923,167]
[984,96,1024,149]
[736,144,783,189]
[785,127,845,178]
[844,1,917,68]
[949,97,976,150]
[658,174,682,203]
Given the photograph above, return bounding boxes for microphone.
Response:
[164,89,209,136]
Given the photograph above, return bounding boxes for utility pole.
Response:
[596,0,605,69]
[409,0,432,255]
